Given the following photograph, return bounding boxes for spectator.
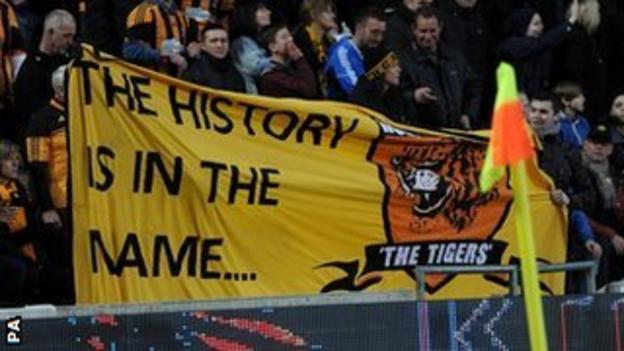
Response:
[580,124,624,287]
[123,0,188,76]
[83,0,141,56]
[229,0,272,94]
[479,0,565,43]
[526,91,600,292]
[0,0,25,141]
[385,0,432,53]
[439,0,493,127]
[292,0,339,96]
[551,0,605,122]
[257,23,317,98]
[350,46,414,124]
[498,7,574,96]
[554,81,590,149]
[0,140,38,305]
[181,22,245,92]
[10,9,74,144]
[325,6,386,100]
[604,93,624,173]
[25,64,73,304]
[398,6,479,129]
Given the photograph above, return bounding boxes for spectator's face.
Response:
[413,16,441,52]
[526,13,543,38]
[255,5,272,29]
[583,140,613,162]
[0,155,18,180]
[269,27,293,57]
[611,95,624,123]
[203,29,229,59]
[568,94,586,113]
[50,21,76,54]
[358,18,386,48]
[316,6,337,32]
[383,62,401,87]
[455,0,478,9]
[404,0,433,12]
[528,99,556,132]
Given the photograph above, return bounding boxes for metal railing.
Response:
[414,264,520,300]
[414,260,597,299]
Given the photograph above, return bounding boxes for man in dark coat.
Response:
[10,9,75,144]
[384,0,432,53]
[398,6,480,129]
[182,23,245,92]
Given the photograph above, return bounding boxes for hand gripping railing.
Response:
[414,260,597,299]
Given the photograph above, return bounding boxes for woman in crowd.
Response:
[498,5,576,96]
[551,0,605,121]
[350,46,414,124]
[229,0,272,93]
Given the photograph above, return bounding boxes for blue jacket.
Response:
[559,114,590,149]
[325,37,364,100]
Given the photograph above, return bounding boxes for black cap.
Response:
[586,124,612,144]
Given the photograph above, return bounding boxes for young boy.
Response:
[257,22,319,99]
[554,81,590,149]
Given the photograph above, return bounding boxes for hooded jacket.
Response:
[498,8,569,95]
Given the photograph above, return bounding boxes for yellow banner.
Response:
[69,46,567,304]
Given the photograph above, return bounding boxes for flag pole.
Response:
[511,160,548,351]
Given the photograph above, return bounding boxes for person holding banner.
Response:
[25,64,73,304]
[526,91,601,293]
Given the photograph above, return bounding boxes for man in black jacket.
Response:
[439,0,493,127]
[10,9,74,144]
[398,6,479,129]
[182,22,245,92]
[385,0,433,53]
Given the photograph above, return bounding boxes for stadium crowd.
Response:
[0,0,623,305]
